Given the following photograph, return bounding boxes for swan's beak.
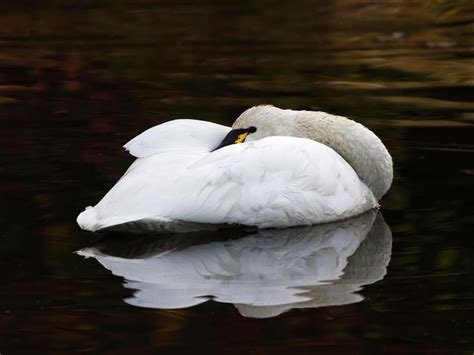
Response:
[212,128,250,151]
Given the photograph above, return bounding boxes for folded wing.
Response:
[123,119,231,157]
[78,131,377,231]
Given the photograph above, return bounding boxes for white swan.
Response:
[77,211,392,318]
[77,105,392,232]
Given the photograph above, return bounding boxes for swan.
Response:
[77,211,392,318]
[77,105,392,232]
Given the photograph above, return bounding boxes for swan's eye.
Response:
[248,126,257,133]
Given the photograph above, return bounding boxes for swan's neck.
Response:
[296,111,393,200]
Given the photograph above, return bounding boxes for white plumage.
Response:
[77,105,392,232]
[123,119,230,157]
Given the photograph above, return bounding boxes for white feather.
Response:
[77,106,391,232]
[78,134,377,231]
[123,119,231,157]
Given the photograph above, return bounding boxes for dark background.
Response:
[1,1,473,353]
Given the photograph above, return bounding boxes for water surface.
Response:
[1,1,473,353]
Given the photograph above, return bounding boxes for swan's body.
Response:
[77,106,392,232]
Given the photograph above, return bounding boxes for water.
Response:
[1,1,473,353]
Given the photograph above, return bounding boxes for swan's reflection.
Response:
[78,211,391,318]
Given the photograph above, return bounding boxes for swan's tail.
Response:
[77,206,99,232]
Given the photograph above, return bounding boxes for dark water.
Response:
[1,1,474,353]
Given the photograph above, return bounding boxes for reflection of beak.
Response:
[213,129,250,151]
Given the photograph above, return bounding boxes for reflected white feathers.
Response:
[77,211,392,318]
[77,106,392,232]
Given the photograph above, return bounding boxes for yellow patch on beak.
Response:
[235,132,248,144]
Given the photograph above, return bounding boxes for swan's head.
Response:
[213,104,393,201]
[213,105,294,150]
[232,105,297,141]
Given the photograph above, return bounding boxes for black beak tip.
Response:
[212,127,256,152]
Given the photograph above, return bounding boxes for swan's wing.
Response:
[78,136,377,231]
[123,119,231,157]
[171,136,377,227]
